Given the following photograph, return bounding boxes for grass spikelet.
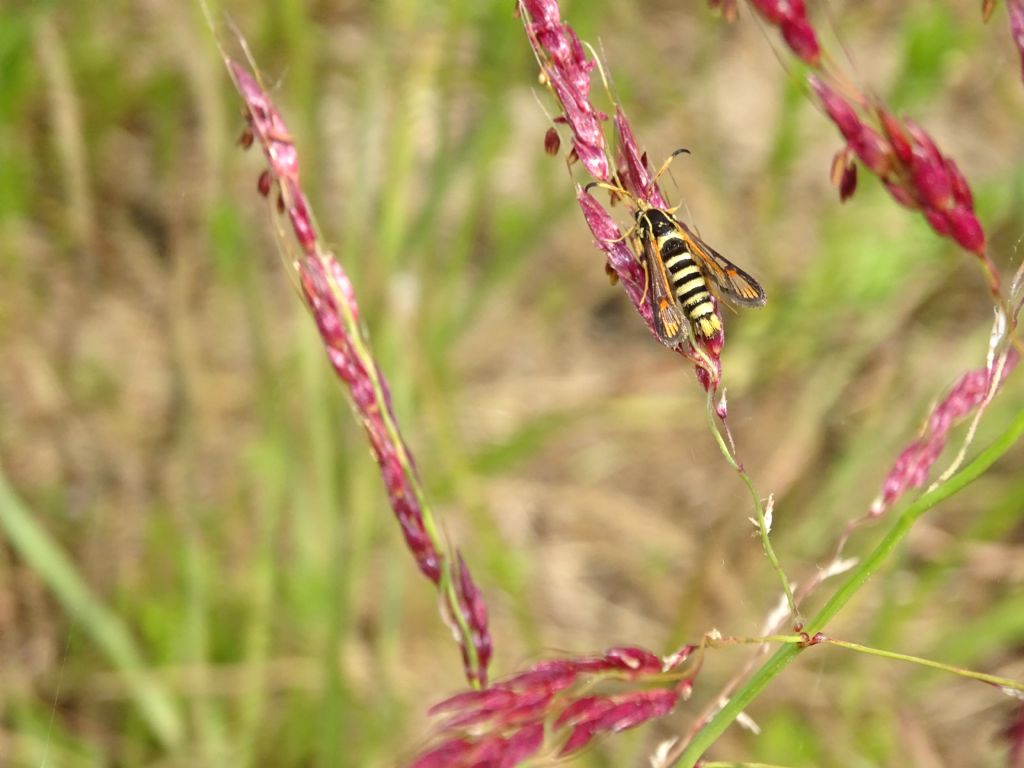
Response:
[220,38,492,688]
[520,0,725,392]
[412,645,698,766]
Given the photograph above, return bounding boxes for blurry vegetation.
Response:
[0,0,1023,766]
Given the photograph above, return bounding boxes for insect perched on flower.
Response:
[587,149,766,346]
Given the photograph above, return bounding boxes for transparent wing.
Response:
[677,221,767,308]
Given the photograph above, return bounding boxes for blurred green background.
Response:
[1,0,1023,765]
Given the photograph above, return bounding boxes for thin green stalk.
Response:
[705,631,1022,690]
[820,638,1023,692]
[706,394,797,616]
[676,405,1024,767]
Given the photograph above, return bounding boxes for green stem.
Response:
[676,405,1024,767]
[821,638,1023,692]
[705,395,797,616]
[703,632,1022,692]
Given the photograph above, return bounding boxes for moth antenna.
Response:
[650,147,691,187]
[583,180,628,196]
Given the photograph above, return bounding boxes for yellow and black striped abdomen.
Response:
[657,234,721,339]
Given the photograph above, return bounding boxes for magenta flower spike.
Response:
[412,645,697,767]
[224,52,491,688]
[712,6,1002,299]
[870,345,1019,517]
[520,0,727,392]
[809,77,993,264]
[520,0,610,181]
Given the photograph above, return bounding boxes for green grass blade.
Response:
[0,471,183,749]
